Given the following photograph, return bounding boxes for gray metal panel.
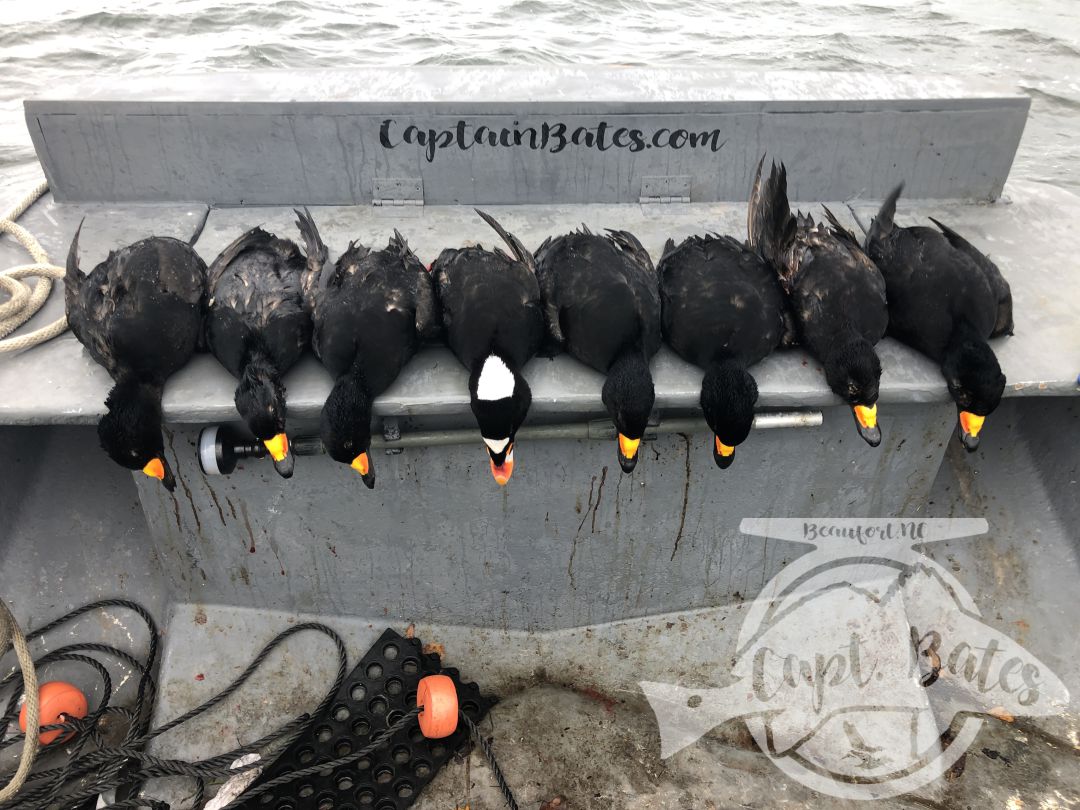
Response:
[134,403,952,631]
[24,68,1029,204]
[0,181,1076,427]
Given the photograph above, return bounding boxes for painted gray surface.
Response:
[24,68,1029,204]
[136,397,1078,808]
[128,403,950,631]
[0,180,1075,427]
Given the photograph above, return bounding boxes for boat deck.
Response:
[1,179,1077,427]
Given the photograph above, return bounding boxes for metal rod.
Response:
[366,410,823,450]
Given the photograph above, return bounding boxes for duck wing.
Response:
[389,230,441,341]
[606,228,661,357]
[928,217,1014,336]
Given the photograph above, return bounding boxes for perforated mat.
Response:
[239,628,492,810]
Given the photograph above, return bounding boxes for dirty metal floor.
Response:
[136,398,1079,810]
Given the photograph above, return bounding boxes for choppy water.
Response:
[2,0,1079,191]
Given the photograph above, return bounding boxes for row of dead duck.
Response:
[64,158,1012,491]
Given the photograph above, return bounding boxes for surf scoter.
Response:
[431,210,545,486]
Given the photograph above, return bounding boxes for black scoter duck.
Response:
[295,209,439,487]
[748,159,888,447]
[206,227,312,478]
[535,226,660,473]
[65,224,208,490]
[865,184,1012,451]
[431,210,545,486]
[659,233,792,467]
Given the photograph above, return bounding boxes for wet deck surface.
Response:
[1,180,1078,425]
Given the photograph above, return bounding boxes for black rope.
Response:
[0,603,346,810]
[461,712,520,810]
[1,601,524,810]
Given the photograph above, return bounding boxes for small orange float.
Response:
[18,681,88,744]
[416,674,458,739]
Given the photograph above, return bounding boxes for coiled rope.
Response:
[0,602,38,802]
[0,181,68,353]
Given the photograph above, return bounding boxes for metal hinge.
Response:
[373,178,424,207]
[639,176,691,204]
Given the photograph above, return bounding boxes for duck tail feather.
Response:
[605,228,655,273]
[821,205,861,248]
[294,207,328,304]
[475,208,536,273]
[660,237,677,264]
[187,205,211,247]
[747,156,795,267]
[65,218,85,308]
[869,182,904,245]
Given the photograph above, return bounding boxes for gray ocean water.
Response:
[1,0,1079,193]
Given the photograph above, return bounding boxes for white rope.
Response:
[0,599,39,802]
[0,181,69,353]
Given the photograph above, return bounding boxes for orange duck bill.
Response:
[263,433,294,479]
[350,451,376,489]
[958,410,986,452]
[852,404,881,447]
[487,445,515,486]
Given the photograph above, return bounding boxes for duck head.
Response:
[603,350,655,473]
[235,355,293,478]
[701,360,759,469]
[824,337,882,447]
[321,371,376,488]
[470,353,531,486]
[98,378,175,491]
[943,333,1005,452]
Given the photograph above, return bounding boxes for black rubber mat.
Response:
[240,628,492,809]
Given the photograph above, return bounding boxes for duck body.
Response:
[748,159,887,447]
[66,228,208,489]
[206,228,311,477]
[659,234,786,373]
[535,227,660,472]
[296,209,439,487]
[207,228,310,379]
[865,185,1012,450]
[432,210,544,485]
[658,233,789,466]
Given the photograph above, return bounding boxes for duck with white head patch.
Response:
[748,158,888,447]
[865,184,1013,451]
[659,232,793,468]
[535,225,661,473]
[295,209,439,488]
[432,210,545,486]
[206,226,312,478]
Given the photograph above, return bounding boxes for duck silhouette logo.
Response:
[641,518,1070,800]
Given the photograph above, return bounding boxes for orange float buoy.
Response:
[18,681,88,745]
[416,674,458,739]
